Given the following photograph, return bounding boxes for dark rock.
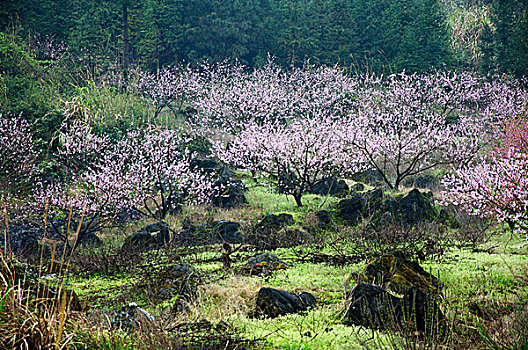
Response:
[176,219,243,247]
[351,183,365,192]
[54,242,70,257]
[211,176,247,208]
[360,251,440,296]
[165,264,202,311]
[336,194,364,225]
[345,253,446,334]
[311,178,349,196]
[8,227,41,256]
[122,231,155,250]
[315,210,331,226]
[122,221,170,250]
[191,158,245,208]
[191,158,222,173]
[256,287,316,318]
[142,264,202,311]
[344,283,401,328]
[213,220,242,243]
[79,232,103,248]
[143,221,170,244]
[389,189,437,226]
[156,227,171,245]
[336,188,384,226]
[344,283,444,334]
[363,188,384,215]
[191,158,246,208]
[248,214,296,249]
[400,286,444,333]
[111,302,156,332]
[338,188,437,228]
[143,221,169,233]
[258,213,294,229]
[298,292,317,309]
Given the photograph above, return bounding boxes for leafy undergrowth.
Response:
[2,185,528,349]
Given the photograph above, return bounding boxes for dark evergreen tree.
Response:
[0,0,458,73]
[482,0,528,76]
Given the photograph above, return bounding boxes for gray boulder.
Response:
[337,188,437,227]
[315,210,331,227]
[211,176,248,208]
[344,283,445,334]
[336,194,364,225]
[111,302,156,332]
[248,214,298,249]
[384,189,437,226]
[167,264,202,311]
[122,221,170,250]
[213,220,242,243]
[257,213,294,230]
[344,283,401,328]
[336,188,383,225]
[7,227,41,256]
[78,232,103,248]
[256,287,316,318]
[242,252,288,275]
[311,177,349,196]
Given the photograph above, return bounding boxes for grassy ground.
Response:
[2,183,528,349]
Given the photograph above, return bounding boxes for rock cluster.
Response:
[336,188,437,227]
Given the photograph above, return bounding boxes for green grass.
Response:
[245,182,341,218]
[7,183,527,349]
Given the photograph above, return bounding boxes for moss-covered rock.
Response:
[345,253,445,335]
[344,283,445,335]
[241,252,288,276]
[356,251,440,296]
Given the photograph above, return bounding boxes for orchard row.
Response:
[2,62,528,248]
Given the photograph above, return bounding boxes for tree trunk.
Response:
[293,193,303,207]
[394,177,401,192]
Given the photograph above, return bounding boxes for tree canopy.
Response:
[1,0,455,72]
